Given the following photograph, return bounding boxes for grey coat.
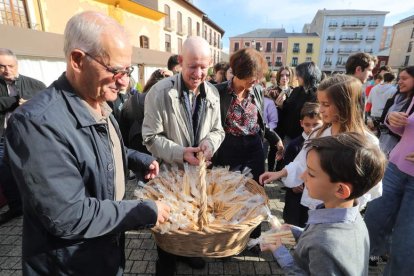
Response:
[142,73,225,164]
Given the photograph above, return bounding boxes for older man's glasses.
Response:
[84,52,134,79]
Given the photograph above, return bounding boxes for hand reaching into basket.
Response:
[154,200,171,226]
[184,147,201,165]
[145,160,160,180]
[259,168,288,185]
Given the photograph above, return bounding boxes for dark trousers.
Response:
[0,138,22,212]
[282,188,308,228]
[214,133,265,238]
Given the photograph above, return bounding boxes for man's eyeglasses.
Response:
[84,52,134,79]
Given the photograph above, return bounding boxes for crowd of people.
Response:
[0,10,413,276]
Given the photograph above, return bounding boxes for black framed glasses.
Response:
[84,52,134,79]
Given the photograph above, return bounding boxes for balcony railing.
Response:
[325,49,334,53]
[265,48,272,52]
[338,48,360,54]
[341,22,366,28]
[336,62,346,67]
[323,61,332,66]
[339,35,363,41]
[368,22,379,28]
[327,36,336,41]
[365,49,373,53]
[366,36,376,41]
[306,48,313,53]
[275,61,283,67]
[276,48,284,53]
[328,23,338,27]
[293,48,300,53]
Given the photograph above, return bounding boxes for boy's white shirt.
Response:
[282,126,383,210]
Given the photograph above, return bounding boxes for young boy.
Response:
[263,133,386,275]
[282,103,322,227]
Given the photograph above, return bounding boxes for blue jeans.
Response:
[364,162,414,275]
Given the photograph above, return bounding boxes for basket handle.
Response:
[197,152,208,230]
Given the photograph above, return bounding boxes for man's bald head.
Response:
[181,36,211,58]
[179,37,212,91]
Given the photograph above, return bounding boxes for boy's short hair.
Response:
[305,133,386,200]
[167,55,179,71]
[300,102,321,120]
[345,53,377,75]
[374,73,384,81]
[383,72,396,83]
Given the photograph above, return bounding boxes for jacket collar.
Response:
[54,73,106,128]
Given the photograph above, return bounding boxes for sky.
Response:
[193,0,414,53]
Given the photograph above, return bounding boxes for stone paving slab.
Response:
[0,181,384,275]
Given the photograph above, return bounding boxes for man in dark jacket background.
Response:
[4,11,170,275]
[0,48,46,225]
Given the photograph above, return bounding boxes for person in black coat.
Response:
[0,48,46,225]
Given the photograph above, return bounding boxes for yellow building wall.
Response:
[286,36,320,67]
[36,0,163,50]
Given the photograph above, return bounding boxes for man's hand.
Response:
[19,98,28,105]
[406,152,414,163]
[183,147,201,165]
[154,200,170,226]
[199,140,213,161]
[388,112,408,128]
[144,160,159,180]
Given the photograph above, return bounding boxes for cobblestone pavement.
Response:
[0,180,384,276]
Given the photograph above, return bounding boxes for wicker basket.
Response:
[150,177,268,257]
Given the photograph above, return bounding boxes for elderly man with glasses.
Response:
[3,11,170,276]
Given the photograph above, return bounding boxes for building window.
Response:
[164,4,170,29]
[214,32,217,47]
[404,56,410,67]
[244,42,250,48]
[0,0,30,28]
[187,17,192,36]
[266,56,271,67]
[411,28,414,39]
[178,38,182,54]
[292,57,298,66]
[234,42,239,51]
[256,42,261,51]
[293,43,300,53]
[197,22,200,36]
[275,56,282,66]
[209,29,212,45]
[277,42,283,52]
[139,35,149,49]
[306,43,313,53]
[177,11,182,34]
[408,41,413,53]
[165,34,171,52]
[218,35,221,49]
[266,42,271,52]
[203,24,207,39]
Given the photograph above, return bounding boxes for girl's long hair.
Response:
[316,74,368,137]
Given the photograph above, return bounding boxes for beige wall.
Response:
[389,20,414,69]
[157,0,203,54]
[36,0,162,51]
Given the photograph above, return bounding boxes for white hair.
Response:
[63,11,127,59]
[0,48,17,60]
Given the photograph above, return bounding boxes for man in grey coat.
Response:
[4,11,170,276]
[142,37,225,276]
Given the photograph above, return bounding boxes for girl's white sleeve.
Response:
[281,146,307,188]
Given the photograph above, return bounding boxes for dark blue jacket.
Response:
[4,74,158,276]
